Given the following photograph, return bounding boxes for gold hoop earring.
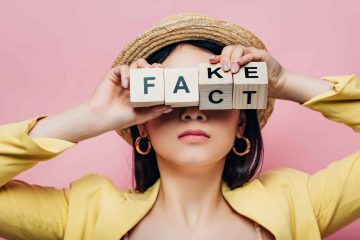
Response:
[135,136,152,155]
[232,136,251,156]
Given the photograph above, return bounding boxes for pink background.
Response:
[0,0,359,239]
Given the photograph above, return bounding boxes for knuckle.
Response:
[244,53,254,59]
[223,45,235,53]
[258,49,268,55]
[243,46,255,53]
[137,58,149,67]
[231,49,242,59]
[240,55,248,60]
[230,54,238,62]
[138,58,148,64]
[223,45,232,50]
[129,61,137,68]
[235,44,246,49]
[221,45,232,54]
[119,64,128,70]
[220,55,227,62]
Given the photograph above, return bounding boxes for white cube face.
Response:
[129,68,165,107]
[233,62,268,109]
[164,67,199,107]
[199,84,233,110]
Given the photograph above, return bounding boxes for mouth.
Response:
[178,129,210,142]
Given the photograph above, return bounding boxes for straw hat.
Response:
[111,12,275,146]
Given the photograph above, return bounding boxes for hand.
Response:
[209,45,287,99]
[84,58,173,133]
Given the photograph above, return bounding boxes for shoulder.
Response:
[256,167,310,191]
[253,168,314,211]
[70,173,115,188]
[259,167,309,180]
[67,173,130,200]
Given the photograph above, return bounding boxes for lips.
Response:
[178,129,210,138]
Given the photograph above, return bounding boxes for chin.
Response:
[174,151,218,166]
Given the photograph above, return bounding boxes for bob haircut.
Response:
[129,39,264,192]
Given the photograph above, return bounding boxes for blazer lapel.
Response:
[93,178,290,240]
[221,178,291,240]
[92,179,161,240]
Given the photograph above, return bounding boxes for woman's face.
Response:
[138,43,246,167]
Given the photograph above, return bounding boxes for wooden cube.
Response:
[232,62,268,109]
[129,68,164,107]
[198,63,233,110]
[164,67,199,107]
[129,62,268,109]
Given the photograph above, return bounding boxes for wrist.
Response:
[27,103,107,143]
[77,101,110,135]
[273,69,334,104]
[273,68,296,101]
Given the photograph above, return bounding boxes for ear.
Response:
[236,111,246,138]
[136,123,149,137]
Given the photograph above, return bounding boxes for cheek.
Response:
[207,111,240,149]
[145,118,173,142]
[210,121,238,150]
[210,109,240,131]
[145,119,181,159]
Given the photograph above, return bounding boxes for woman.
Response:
[0,12,359,240]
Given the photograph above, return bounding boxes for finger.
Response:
[150,105,174,114]
[238,51,264,65]
[105,65,123,86]
[238,47,266,63]
[220,45,236,72]
[242,46,260,55]
[152,63,162,68]
[209,55,221,63]
[134,105,174,123]
[230,46,245,73]
[130,58,150,69]
[128,58,152,89]
[119,65,130,89]
[137,58,152,68]
[129,61,137,69]
[130,58,152,69]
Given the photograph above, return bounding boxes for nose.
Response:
[180,106,208,122]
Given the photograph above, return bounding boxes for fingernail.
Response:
[231,63,237,73]
[123,78,129,88]
[209,55,216,60]
[163,108,174,113]
[222,61,230,71]
[237,57,242,64]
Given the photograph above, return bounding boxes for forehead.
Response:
[161,43,214,68]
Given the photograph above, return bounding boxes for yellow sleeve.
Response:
[301,74,360,238]
[0,115,77,239]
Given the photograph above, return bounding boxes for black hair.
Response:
[129,39,264,192]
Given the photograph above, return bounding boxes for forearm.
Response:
[276,68,334,104]
[28,102,106,143]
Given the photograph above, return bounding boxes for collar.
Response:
[91,178,290,240]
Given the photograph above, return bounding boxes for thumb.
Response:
[104,65,123,86]
[134,105,174,123]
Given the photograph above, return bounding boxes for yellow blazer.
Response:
[0,74,359,240]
